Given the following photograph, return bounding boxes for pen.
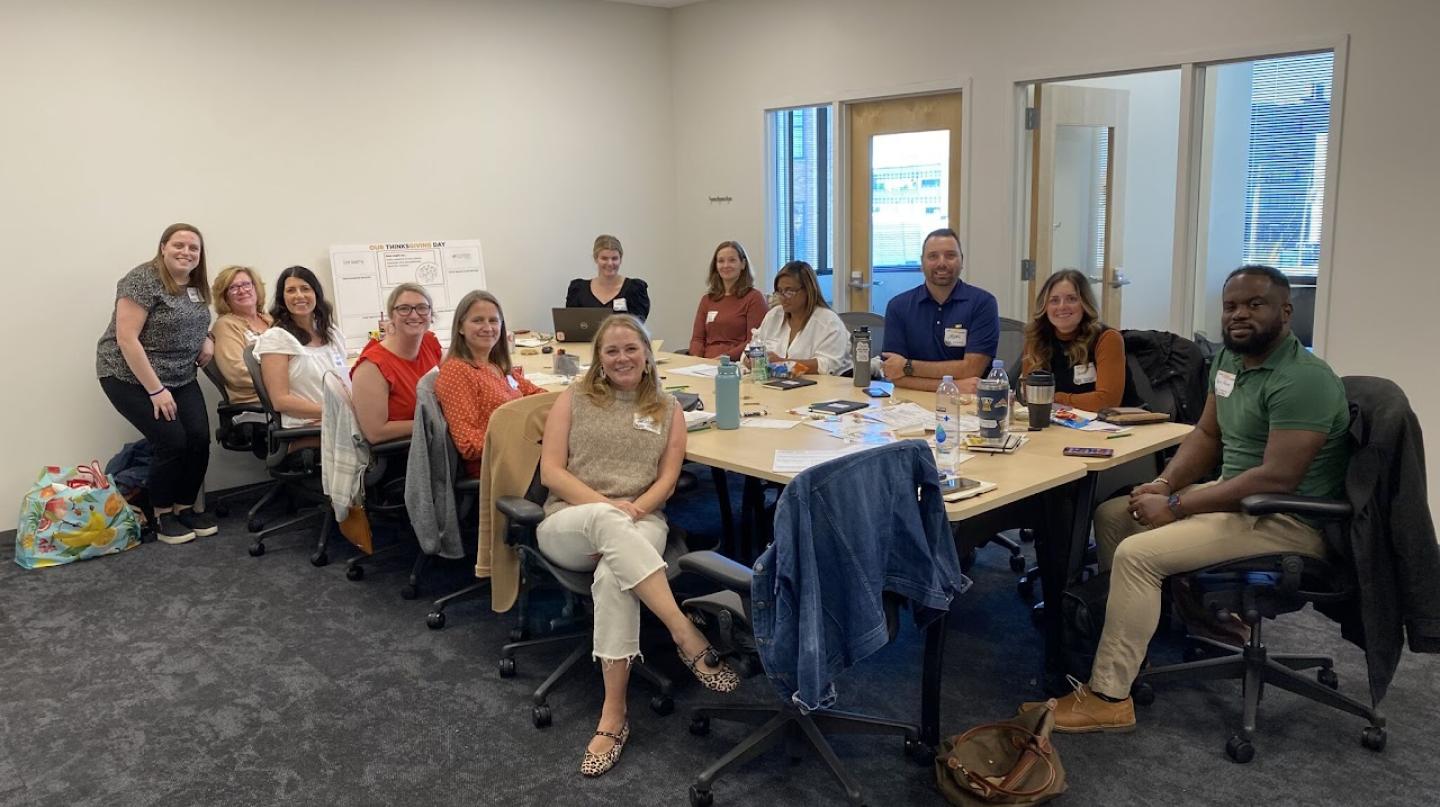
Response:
[1106,432,1132,439]
[665,385,689,392]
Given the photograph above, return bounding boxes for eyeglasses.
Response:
[776,288,804,298]
[228,282,255,293]
[393,304,432,317]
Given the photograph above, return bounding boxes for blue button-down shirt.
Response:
[882,280,999,363]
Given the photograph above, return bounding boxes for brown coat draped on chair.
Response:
[475,391,560,612]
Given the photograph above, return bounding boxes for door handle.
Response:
[848,276,885,290]
[1087,269,1131,289]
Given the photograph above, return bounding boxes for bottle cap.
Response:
[992,359,1003,368]
[942,375,953,383]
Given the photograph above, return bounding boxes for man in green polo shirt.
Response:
[1036,264,1350,733]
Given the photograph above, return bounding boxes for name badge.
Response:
[613,298,628,312]
[507,374,519,390]
[633,413,660,434]
[1215,370,1237,398]
[332,352,346,368]
[1073,363,1098,385]
[186,287,202,303]
[706,310,718,324]
[944,326,967,348]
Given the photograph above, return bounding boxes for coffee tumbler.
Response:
[1022,370,1056,431]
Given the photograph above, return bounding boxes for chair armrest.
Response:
[217,402,265,419]
[371,438,411,456]
[678,550,753,595]
[1241,494,1352,521]
[274,426,322,442]
[496,495,545,527]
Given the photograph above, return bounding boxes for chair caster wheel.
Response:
[498,657,516,678]
[1009,555,1027,574]
[959,547,977,574]
[310,552,327,567]
[1131,683,1155,707]
[1361,725,1387,752]
[1030,602,1045,628]
[651,695,675,716]
[1225,735,1255,763]
[509,627,528,642]
[689,716,711,736]
[400,584,418,600]
[689,785,714,807]
[1017,576,1037,601]
[904,738,934,765]
[247,518,264,533]
[214,504,230,518]
[346,565,364,581]
[531,704,552,728]
[426,611,446,630]
[1317,667,1339,690]
[248,543,265,557]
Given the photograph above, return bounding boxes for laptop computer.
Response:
[552,307,611,343]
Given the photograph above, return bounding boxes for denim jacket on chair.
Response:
[750,440,967,711]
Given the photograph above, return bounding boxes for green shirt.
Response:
[1210,332,1349,499]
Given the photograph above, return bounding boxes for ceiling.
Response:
[601,0,711,8]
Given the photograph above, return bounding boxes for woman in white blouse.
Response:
[752,260,852,375]
[252,265,349,434]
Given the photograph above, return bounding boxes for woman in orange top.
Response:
[1020,268,1126,411]
[435,290,545,477]
[351,283,442,445]
[687,240,767,360]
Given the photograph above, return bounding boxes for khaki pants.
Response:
[537,503,669,662]
[1088,482,1327,699]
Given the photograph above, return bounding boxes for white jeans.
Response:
[537,502,669,662]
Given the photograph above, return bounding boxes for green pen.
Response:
[1106,432,1133,439]
[665,385,690,392]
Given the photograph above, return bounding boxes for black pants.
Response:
[100,377,210,509]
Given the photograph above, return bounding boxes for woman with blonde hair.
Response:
[1019,268,1126,410]
[95,222,217,544]
[565,234,650,320]
[752,260,851,375]
[539,314,738,777]
[435,290,545,477]
[209,265,272,406]
[352,282,442,444]
[687,240,767,359]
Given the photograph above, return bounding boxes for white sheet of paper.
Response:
[524,372,572,387]
[772,445,871,474]
[668,364,721,378]
[739,418,802,430]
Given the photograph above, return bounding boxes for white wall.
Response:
[0,0,675,525]
[670,0,1440,516]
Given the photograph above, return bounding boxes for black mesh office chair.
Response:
[838,310,884,363]
[198,356,269,518]
[1131,377,1418,763]
[241,346,332,564]
[964,317,1030,575]
[494,469,693,728]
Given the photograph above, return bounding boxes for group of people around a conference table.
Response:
[96,221,1345,772]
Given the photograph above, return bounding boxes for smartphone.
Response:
[864,385,891,398]
[1063,446,1115,458]
[940,476,983,493]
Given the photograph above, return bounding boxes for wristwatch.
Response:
[903,359,915,377]
[1167,493,1185,519]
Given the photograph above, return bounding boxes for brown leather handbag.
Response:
[934,701,1067,806]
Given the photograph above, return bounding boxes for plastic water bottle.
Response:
[977,360,1011,447]
[934,375,962,475]
[747,329,770,384]
[715,356,740,430]
[852,327,872,387]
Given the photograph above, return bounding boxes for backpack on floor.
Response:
[15,462,142,570]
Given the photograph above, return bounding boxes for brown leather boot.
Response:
[1024,677,1136,733]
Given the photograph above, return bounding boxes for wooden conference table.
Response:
[513,340,1190,729]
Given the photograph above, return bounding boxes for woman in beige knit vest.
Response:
[538,314,739,777]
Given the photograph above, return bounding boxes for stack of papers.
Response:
[668,364,721,378]
[514,335,551,348]
[772,446,871,474]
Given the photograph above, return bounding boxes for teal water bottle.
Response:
[716,356,740,430]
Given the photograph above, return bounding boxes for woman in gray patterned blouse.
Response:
[96,223,219,545]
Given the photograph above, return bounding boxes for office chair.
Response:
[965,316,1031,575]
[493,469,691,728]
[198,356,269,518]
[1131,377,1411,763]
[241,346,333,565]
[837,310,884,362]
[678,442,957,806]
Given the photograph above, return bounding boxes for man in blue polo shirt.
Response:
[880,228,1000,392]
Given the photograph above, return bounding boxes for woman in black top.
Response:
[565,234,650,321]
[95,223,218,545]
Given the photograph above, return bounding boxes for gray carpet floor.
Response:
[2,471,1435,806]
